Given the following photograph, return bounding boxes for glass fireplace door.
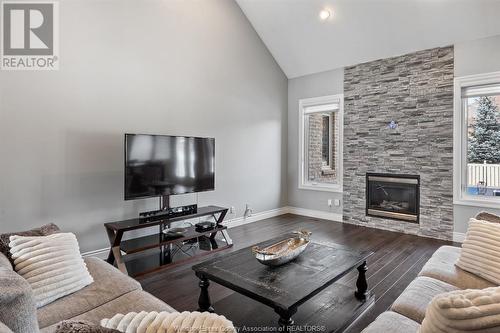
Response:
[366,174,420,223]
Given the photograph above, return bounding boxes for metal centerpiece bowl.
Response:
[252,230,312,267]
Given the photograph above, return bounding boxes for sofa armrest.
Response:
[0,252,12,270]
[0,321,14,333]
[361,311,420,333]
[418,246,495,289]
[0,264,39,333]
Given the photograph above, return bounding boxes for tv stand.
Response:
[139,204,198,221]
[104,205,231,277]
[160,194,170,210]
[139,194,171,215]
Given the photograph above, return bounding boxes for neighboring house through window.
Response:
[454,72,500,208]
[321,114,332,168]
[299,94,343,192]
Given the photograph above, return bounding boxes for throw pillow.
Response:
[101,311,236,333]
[456,218,500,285]
[420,286,500,333]
[0,223,60,266]
[9,232,94,308]
[475,211,500,224]
[55,320,120,333]
[0,265,39,333]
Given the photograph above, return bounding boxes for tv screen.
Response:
[124,134,215,200]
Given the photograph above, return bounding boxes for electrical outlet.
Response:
[244,204,253,218]
[327,199,332,207]
[334,199,341,206]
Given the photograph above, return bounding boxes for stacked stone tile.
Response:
[343,46,454,240]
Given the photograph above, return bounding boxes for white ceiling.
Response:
[236,0,500,78]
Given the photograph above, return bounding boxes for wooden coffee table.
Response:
[192,236,374,332]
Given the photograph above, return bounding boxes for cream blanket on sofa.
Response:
[420,287,500,333]
[101,311,236,333]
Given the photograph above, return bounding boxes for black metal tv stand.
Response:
[138,194,172,217]
[104,205,231,277]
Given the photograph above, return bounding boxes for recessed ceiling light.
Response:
[319,9,331,21]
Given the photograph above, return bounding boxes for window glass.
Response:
[463,85,500,198]
[304,110,337,184]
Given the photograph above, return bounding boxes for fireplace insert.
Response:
[366,173,420,223]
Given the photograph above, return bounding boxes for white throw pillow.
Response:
[101,311,236,333]
[420,287,500,333]
[9,232,93,308]
[456,218,500,285]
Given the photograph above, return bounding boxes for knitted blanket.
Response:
[56,320,120,333]
[420,287,500,333]
[101,311,236,333]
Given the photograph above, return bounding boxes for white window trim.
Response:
[453,71,500,209]
[298,94,343,193]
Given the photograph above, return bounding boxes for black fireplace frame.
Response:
[365,173,420,224]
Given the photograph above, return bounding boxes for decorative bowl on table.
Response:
[252,230,312,267]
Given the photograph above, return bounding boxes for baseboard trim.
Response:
[226,206,344,227]
[81,247,109,259]
[225,207,290,228]
[453,232,466,243]
[287,206,343,222]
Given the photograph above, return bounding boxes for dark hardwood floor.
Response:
[137,214,452,333]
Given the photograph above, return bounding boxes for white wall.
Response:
[287,68,344,214]
[455,35,500,77]
[453,34,500,233]
[0,0,287,252]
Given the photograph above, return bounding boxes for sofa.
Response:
[361,244,496,332]
[361,212,500,332]
[0,251,176,332]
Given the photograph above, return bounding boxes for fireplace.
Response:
[366,173,420,223]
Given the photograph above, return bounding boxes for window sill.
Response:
[321,168,335,176]
[299,183,343,193]
[454,197,500,210]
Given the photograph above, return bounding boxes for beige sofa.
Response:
[361,245,496,332]
[0,252,176,332]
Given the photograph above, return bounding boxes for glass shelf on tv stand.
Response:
[103,205,232,277]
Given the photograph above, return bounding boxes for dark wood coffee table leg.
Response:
[354,261,369,301]
[196,273,214,312]
[275,307,296,332]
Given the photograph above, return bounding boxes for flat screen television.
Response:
[124,134,215,200]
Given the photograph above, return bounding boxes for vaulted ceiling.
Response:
[236,0,500,78]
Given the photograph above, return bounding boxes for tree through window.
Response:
[463,86,500,197]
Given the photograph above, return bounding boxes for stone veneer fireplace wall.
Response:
[343,46,454,240]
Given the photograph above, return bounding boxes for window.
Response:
[454,72,500,208]
[321,114,332,168]
[299,94,343,192]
